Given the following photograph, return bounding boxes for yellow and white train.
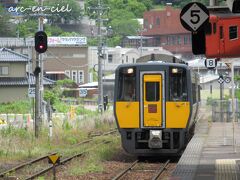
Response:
[114,62,200,156]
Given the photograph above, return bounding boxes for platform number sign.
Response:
[180,2,209,32]
[79,88,87,97]
[28,88,35,98]
[205,59,217,69]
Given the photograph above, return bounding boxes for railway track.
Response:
[0,129,118,179]
[26,140,111,180]
[112,159,170,180]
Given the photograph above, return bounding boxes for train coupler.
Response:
[148,130,163,149]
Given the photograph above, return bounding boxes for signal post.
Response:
[34,30,48,137]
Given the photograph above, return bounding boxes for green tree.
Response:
[0,5,15,37]
[44,0,82,24]
[17,20,37,37]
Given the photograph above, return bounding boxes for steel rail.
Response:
[112,160,139,180]
[0,152,57,177]
[25,140,112,180]
[152,159,170,180]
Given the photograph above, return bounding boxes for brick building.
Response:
[142,5,193,59]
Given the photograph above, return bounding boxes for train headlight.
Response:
[172,68,178,74]
[127,68,134,74]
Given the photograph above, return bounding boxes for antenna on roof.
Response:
[150,53,155,61]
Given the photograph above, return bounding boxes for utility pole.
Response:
[88,0,109,113]
[35,0,44,137]
[210,0,218,6]
[35,54,40,138]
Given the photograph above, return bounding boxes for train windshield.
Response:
[169,67,187,101]
[117,67,136,101]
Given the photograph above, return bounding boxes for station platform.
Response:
[171,116,240,180]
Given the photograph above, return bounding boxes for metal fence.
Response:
[211,99,239,122]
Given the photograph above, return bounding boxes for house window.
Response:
[108,54,113,63]
[229,26,238,40]
[72,70,77,83]
[167,36,171,45]
[144,19,148,29]
[156,17,160,26]
[132,58,135,63]
[126,56,128,63]
[184,35,188,44]
[0,66,8,75]
[155,36,161,46]
[65,70,70,78]
[177,36,181,45]
[78,70,84,84]
[172,36,176,45]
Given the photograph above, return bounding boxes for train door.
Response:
[140,72,165,128]
[219,24,225,55]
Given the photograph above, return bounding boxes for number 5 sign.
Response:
[204,59,217,69]
[180,2,209,32]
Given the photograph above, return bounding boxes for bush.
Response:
[0,100,31,114]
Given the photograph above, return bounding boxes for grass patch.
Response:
[0,111,116,165]
[0,100,31,114]
[68,135,120,176]
[201,89,230,100]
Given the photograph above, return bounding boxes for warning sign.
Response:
[48,154,60,164]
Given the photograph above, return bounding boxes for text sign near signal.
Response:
[205,59,217,69]
[180,2,209,32]
[28,88,35,98]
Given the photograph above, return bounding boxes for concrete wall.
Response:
[0,87,28,103]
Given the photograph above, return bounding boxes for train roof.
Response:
[116,62,189,70]
[210,13,240,19]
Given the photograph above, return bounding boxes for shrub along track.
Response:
[0,129,117,179]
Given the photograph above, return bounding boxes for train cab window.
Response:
[117,68,136,101]
[229,26,238,40]
[169,67,187,101]
[146,82,160,102]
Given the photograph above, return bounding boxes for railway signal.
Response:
[35,31,48,54]
[227,0,240,13]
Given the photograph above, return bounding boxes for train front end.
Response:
[114,63,196,156]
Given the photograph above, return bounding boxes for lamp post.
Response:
[138,28,147,57]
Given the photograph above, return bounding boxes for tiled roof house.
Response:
[0,48,54,103]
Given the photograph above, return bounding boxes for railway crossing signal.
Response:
[35,31,48,54]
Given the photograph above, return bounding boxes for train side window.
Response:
[145,82,160,102]
[117,68,136,101]
[213,23,217,34]
[192,83,196,104]
[169,67,187,101]
[220,26,223,39]
[229,26,238,40]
